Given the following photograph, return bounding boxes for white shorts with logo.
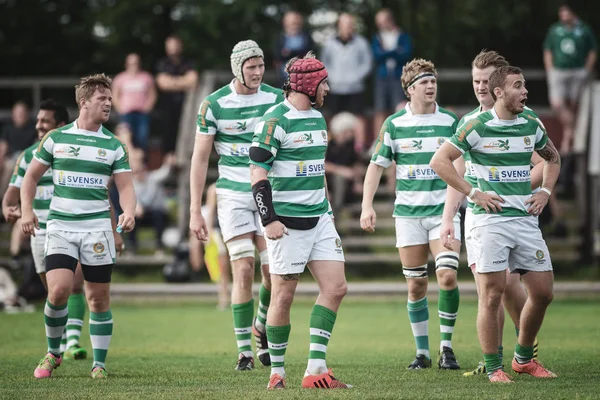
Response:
[216,192,263,243]
[265,214,345,275]
[395,214,461,248]
[45,230,116,266]
[471,217,552,274]
[547,68,588,103]
[31,234,46,274]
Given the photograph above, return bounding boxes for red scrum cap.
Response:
[287,54,328,98]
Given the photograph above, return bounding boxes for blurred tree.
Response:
[0,0,599,79]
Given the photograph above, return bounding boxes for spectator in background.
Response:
[0,101,36,197]
[543,4,597,155]
[129,149,176,256]
[112,53,157,151]
[321,13,373,153]
[325,112,364,216]
[273,11,315,86]
[155,35,199,153]
[372,9,412,141]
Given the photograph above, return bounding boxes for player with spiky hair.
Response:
[250,51,350,390]
[432,65,560,383]
[361,58,461,370]
[190,40,284,370]
[21,73,136,379]
[442,50,544,377]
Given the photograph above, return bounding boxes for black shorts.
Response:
[45,254,113,283]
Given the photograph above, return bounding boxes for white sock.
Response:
[271,367,285,377]
[305,359,327,376]
[441,340,452,351]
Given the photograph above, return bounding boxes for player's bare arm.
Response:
[360,163,384,233]
[439,156,466,249]
[431,142,504,213]
[2,186,21,222]
[525,138,561,215]
[113,171,137,232]
[20,158,49,236]
[189,134,214,241]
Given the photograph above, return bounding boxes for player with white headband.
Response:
[361,58,462,370]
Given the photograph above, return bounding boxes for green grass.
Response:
[1,297,600,399]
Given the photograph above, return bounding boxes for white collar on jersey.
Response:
[489,107,527,125]
[229,79,262,97]
[405,102,439,116]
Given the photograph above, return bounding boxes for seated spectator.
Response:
[112,53,157,151]
[273,11,315,86]
[129,150,176,255]
[325,112,364,215]
[0,101,36,197]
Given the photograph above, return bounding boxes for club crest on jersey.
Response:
[437,137,446,147]
[56,146,81,157]
[321,131,327,141]
[225,121,247,132]
[483,139,510,151]
[294,133,314,145]
[400,140,422,151]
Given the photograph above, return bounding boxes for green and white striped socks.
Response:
[66,293,86,350]
[267,324,291,377]
[89,310,113,369]
[255,285,270,332]
[438,287,459,350]
[44,300,68,356]
[408,297,430,359]
[306,305,336,375]
[232,299,254,357]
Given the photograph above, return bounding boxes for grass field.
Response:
[1,296,599,399]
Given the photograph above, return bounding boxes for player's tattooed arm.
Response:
[282,274,300,281]
[537,138,561,165]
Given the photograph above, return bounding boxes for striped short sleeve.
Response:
[449,121,480,154]
[35,131,56,165]
[250,117,284,171]
[370,120,394,168]
[534,125,548,150]
[9,150,27,188]
[197,100,217,135]
[112,142,131,174]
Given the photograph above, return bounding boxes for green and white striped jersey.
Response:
[34,121,130,232]
[458,106,542,208]
[250,99,329,218]
[197,81,284,195]
[449,108,548,227]
[9,141,53,234]
[371,103,459,217]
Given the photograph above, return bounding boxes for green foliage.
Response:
[1,0,600,78]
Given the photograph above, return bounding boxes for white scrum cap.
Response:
[230,40,264,85]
